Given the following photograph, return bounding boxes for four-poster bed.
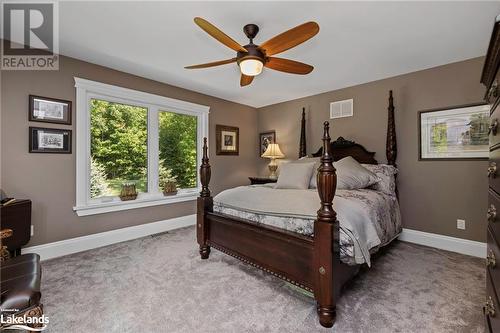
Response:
[197,90,398,328]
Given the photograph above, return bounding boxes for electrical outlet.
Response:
[457,219,466,230]
[30,225,34,236]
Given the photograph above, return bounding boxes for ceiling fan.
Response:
[185,17,319,87]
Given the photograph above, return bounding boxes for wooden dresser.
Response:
[482,16,500,332]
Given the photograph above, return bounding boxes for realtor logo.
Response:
[1,1,59,70]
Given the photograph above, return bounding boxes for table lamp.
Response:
[261,143,285,179]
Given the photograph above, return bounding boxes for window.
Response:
[90,99,148,198]
[158,111,198,190]
[74,78,209,216]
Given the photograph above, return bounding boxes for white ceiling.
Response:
[56,1,500,108]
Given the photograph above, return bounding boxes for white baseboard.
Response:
[22,214,196,261]
[399,228,486,258]
[23,219,485,261]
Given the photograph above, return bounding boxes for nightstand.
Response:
[249,177,277,185]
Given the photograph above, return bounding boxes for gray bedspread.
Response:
[213,184,402,266]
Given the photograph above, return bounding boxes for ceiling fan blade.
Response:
[185,58,237,69]
[240,74,254,87]
[194,17,247,53]
[265,57,314,75]
[260,22,319,56]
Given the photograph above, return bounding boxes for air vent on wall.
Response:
[330,99,353,119]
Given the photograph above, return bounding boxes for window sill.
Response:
[73,191,198,216]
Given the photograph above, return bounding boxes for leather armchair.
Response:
[0,228,44,330]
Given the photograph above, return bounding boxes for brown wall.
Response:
[1,54,488,246]
[1,55,258,246]
[257,57,488,242]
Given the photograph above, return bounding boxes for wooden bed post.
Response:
[386,90,397,166]
[299,107,307,158]
[197,137,213,259]
[386,90,398,196]
[313,121,339,328]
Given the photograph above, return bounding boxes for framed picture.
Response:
[216,125,239,155]
[29,95,72,125]
[29,127,72,154]
[260,131,276,156]
[419,103,490,160]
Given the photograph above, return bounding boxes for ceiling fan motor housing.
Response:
[237,44,266,65]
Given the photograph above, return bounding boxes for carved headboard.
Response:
[311,137,377,164]
[299,90,397,166]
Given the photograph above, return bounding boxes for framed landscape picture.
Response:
[260,131,276,156]
[29,127,72,153]
[29,95,72,125]
[419,103,490,160]
[216,125,239,155]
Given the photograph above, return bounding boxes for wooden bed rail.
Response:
[313,121,339,327]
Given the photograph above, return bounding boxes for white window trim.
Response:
[73,77,209,216]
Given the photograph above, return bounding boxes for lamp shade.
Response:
[239,58,263,76]
[261,143,285,158]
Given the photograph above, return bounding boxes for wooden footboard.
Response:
[197,122,341,327]
[207,212,315,291]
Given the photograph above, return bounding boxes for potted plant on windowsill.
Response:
[159,162,178,196]
[119,183,138,201]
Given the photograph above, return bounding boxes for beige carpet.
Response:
[40,226,485,332]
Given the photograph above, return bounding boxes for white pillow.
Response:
[276,162,316,189]
[334,156,379,190]
[294,157,320,188]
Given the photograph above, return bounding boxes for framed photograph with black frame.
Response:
[259,130,276,156]
[418,103,490,160]
[216,125,239,155]
[29,127,72,154]
[29,95,72,125]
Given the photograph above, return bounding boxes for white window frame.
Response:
[73,77,209,216]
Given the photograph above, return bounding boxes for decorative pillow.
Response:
[362,164,398,196]
[334,156,379,190]
[294,157,321,188]
[276,162,316,190]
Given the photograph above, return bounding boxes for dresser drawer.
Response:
[486,270,500,332]
[489,150,500,193]
[485,53,500,110]
[491,105,500,150]
[482,18,500,108]
[488,227,500,290]
[488,189,500,236]
[486,76,500,111]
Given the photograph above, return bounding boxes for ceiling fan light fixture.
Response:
[239,58,264,76]
[186,18,319,86]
